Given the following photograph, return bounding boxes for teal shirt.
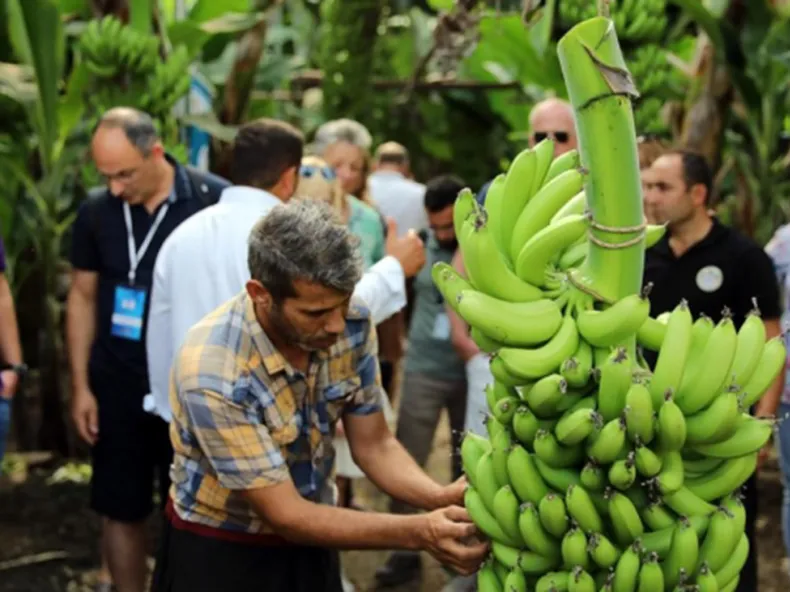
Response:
[347,197,385,270]
[404,236,466,380]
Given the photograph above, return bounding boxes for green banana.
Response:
[739,336,786,408]
[568,565,596,592]
[530,138,556,198]
[492,541,521,569]
[657,392,687,452]
[517,550,561,575]
[713,534,749,589]
[676,314,738,414]
[453,187,478,240]
[586,416,627,465]
[493,485,526,546]
[480,174,507,253]
[684,314,715,370]
[662,516,700,589]
[432,262,472,311]
[648,300,693,408]
[645,223,667,248]
[477,560,503,592]
[663,487,717,517]
[588,532,620,569]
[534,460,582,494]
[686,453,758,502]
[460,432,491,488]
[519,502,562,559]
[683,454,725,475]
[684,390,740,445]
[729,308,767,389]
[566,484,604,534]
[456,292,563,346]
[608,450,637,490]
[535,429,584,468]
[580,460,607,491]
[697,505,744,573]
[596,348,632,422]
[612,540,641,592]
[641,515,708,559]
[496,148,537,260]
[512,405,555,449]
[526,374,569,418]
[509,168,586,261]
[546,149,582,187]
[498,316,580,381]
[491,428,513,487]
[636,552,664,591]
[465,486,522,547]
[634,441,662,477]
[539,492,571,538]
[493,396,520,426]
[655,449,684,495]
[552,190,587,225]
[515,214,589,285]
[641,501,676,531]
[507,446,550,504]
[576,293,650,348]
[624,383,655,444]
[504,568,527,592]
[696,562,719,592]
[608,489,644,546]
[472,327,505,353]
[555,408,602,446]
[558,241,589,271]
[490,355,531,387]
[462,215,544,303]
[562,527,591,570]
[561,339,594,388]
[486,414,505,441]
[689,416,774,458]
[536,571,570,592]
[636,316,666,351]
[477,451,501,513]
[493,559,509,584]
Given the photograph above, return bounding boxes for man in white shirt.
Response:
[368,142,429,238]
[145,119,425,422]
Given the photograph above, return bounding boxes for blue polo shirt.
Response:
[70,158,229,394]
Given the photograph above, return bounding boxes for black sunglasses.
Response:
[300,165,336,180]
[533,131,570,144]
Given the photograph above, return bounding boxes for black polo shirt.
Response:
[70,159,229,395]
[643,218,781,331]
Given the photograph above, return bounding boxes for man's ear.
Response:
[149,141,165,160]
[245,280,271,309]
[690,183,708,209]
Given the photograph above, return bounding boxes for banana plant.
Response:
[3,0,90,455]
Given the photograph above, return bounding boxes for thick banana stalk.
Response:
[557,18,644,309]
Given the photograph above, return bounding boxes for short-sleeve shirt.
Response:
[347,197,386,270]
[69,159,229,393]
[643,218,781,367]
[168,291,386,534]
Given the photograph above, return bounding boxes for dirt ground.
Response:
[1,414,789,592]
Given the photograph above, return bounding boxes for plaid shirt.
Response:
[168,291,385,534]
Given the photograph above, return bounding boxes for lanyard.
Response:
[123,201,169,285]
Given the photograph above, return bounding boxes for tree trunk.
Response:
[320,0,384,121]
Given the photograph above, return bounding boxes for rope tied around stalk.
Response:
[587,231,646,250]
[588,217,647,234]
[585,215,647,249]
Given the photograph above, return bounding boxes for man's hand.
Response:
[439,476,467,508]
[71,387,99,445]
[0,370,18,400]
[384,218,425,278]
[418,506,489,575]
[757,443,771,471]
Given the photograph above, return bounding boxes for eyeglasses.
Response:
[533,131,570,144]
[300,165,336,180]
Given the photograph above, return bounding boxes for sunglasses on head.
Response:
[300,165,336,180]
[533,131,570,144]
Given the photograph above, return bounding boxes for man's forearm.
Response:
[0,279,22,364]
[66,293,96,392]
[352,431,448,511]
[261,494,424,550]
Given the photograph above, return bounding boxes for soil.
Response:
[1,415,789,592]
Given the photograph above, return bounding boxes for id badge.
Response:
[432,312,451,341]
[111,285,147,341]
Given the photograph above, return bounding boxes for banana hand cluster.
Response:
[445,139,785,592]
[559,0,667,42]
[79,16,192,119]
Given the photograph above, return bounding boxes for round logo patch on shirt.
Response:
[696,265,724,293]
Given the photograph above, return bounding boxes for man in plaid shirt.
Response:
[151,200,488,592]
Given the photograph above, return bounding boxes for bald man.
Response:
[528,97,578,158]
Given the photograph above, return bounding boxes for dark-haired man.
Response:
[146,119,426,424]
[375,175,471,590]
[643,149,783,592]
[67,107,229,592]
[151,200,487,592]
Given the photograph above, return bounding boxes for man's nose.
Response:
[109,179,125,197]
[325,309,347,335]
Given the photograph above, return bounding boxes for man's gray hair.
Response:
[95,107,159,156]
[312,118,373,155]
[248,200,364,301]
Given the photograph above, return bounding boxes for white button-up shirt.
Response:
[144,185,407,421]
[368,171,429,237]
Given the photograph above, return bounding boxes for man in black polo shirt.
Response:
[66,107,228,592]
[643,149,783,592]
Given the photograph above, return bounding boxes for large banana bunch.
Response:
[559,0,668,43]
[79,16,191,119]
[446,15,786,592]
